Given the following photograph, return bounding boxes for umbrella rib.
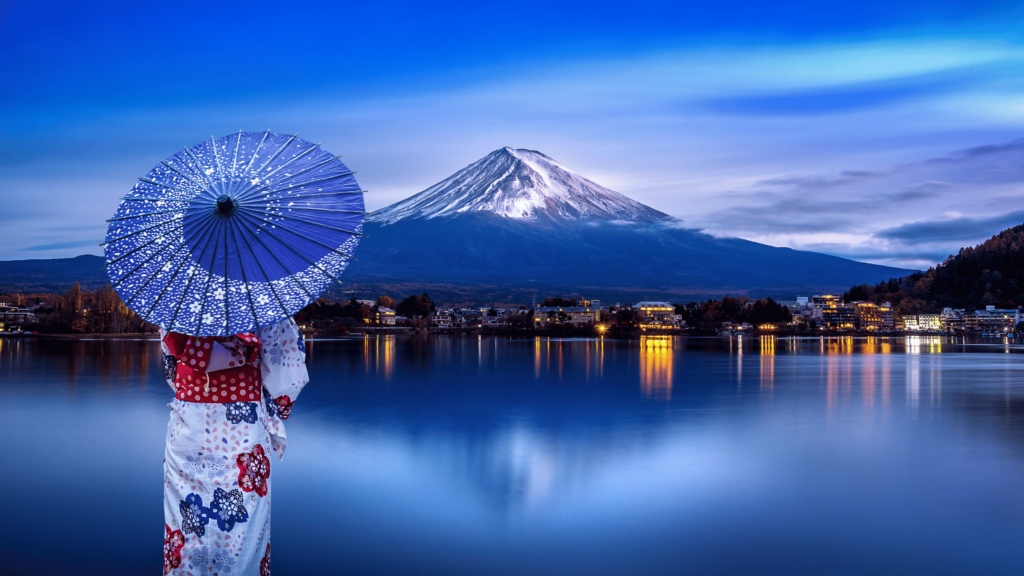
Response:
[223,221,230,332]
[235,207,358,261]
[210,136,228,196]
[230,211,317,302]
[228,216,291,320]
[230,134,297,199]
[230,131,242,186]
[238,207,368,238]
[107,208,190,222]
[252,170,357,198]
[235,157,337,202]
[138,177,204,198]
[161,160,216,196]
[225,219,261,332]
[233,211,348,288]
[125,217,224,331]
[183,148,220,197]
[101,217,180,246]
[255,190,367,202]
[240,205,366,216]
[235,131,271,193]
[104,216,197,269]
[121,213,220,306]
[165,217,225,332]
[232,144,320,201]
[194,221,227,334]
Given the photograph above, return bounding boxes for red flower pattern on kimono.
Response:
[260,542,271,576]
[237,444,271,497]
[163,524,185,575]
[274,395,294,420]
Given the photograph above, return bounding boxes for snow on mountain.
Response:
[367,147,671,225]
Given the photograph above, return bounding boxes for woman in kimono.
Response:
[160,319,308,575]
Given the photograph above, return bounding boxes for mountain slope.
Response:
[348,148,914,299]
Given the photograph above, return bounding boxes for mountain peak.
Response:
[367,148,670,225]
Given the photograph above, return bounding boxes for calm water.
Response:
[3,334,1024,575]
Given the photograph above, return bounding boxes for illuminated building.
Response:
[940,308,965,332]
[376,307,396,326]
[811,295,842,319]
[967,306,1020,333]
[0,304,34,331]
[533,302,600,327]
[822,305,856,330]
[633,301,680,330]
[901,314,941,332]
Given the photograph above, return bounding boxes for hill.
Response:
[844,222,1024,313]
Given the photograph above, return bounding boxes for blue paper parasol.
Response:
[103,131,365,336]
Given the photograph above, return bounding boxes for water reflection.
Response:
[639,335,673,400]
[10,335,1024,575]
[760,336,775,393]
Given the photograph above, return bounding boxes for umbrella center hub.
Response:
[216,195,236,215]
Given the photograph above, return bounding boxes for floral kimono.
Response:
[161,319,308,575]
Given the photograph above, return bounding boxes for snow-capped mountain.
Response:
[343,147,913,300]
[368,147,670,225]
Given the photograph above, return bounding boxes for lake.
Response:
[3,334,1024,575]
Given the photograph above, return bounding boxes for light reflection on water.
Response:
[4,335,1024,575]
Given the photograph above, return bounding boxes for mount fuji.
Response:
[344,147,912,301]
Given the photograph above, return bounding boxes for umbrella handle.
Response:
[204,372,211,393]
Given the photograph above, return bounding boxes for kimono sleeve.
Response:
[259,318,308,419]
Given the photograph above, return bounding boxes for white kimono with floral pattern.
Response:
[162,319,308,575]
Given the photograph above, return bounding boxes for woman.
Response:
[160,319,308,575]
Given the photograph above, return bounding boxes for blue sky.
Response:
[3,0,1024,268]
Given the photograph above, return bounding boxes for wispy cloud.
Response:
[875,210,1024,243]
[23,240,100,252]
[702,61,1019,116]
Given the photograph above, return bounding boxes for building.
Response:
[852,302,884,331]
[941,308,965,332]
[480,315,508,327]
[533,303,601,327]
[0,303,34,331]
[811,295,842,320]
[376,307,396,326]
[430,309,455,328]
[901,314,941,331]
[822,305,856,330]
[967,306,1020,333]
[634,302,679,330]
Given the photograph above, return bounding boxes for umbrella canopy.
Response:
[104,131,365,336]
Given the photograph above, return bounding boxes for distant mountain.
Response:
[844,222,1024,313]
[346,147,913,300]
[0,255,106,293]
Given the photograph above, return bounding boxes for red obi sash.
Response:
[163,332,262,404]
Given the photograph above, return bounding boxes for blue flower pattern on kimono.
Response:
[225,402,258,425]
[190,545,236,574]
[209,487,249,532]
[263,388,279,418]
[179,493,211,537]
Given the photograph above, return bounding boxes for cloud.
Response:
[874,209,1024,243]
[22,240,100,252]
[892,180,955,201]
[702,61,1015,116]
[756,170,884,191]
